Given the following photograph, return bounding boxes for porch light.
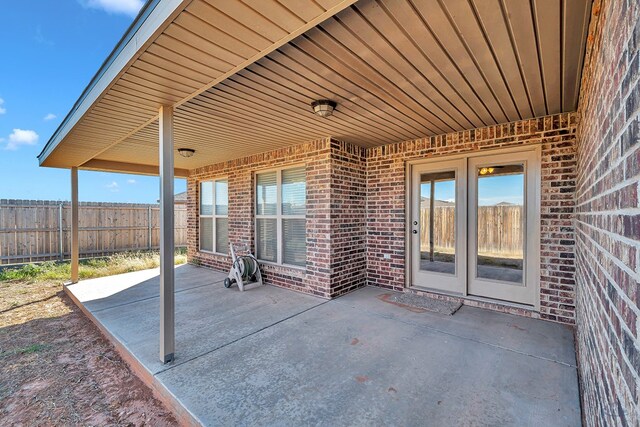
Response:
[311,100,337,118]
[178,148,195,158]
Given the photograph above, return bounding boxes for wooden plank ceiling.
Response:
[44,0,592,173]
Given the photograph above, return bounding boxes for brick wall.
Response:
[366,113,578,323]
[329,141,367,296]
[187,138,366,298]
[574,0,640,425]
[187,115,577,321]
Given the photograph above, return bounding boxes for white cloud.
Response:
[79,0,144,16]
[105,181,120,192]
[0,98,6,115]
[4,129,39,151]
[127,178,136,184]
[43,113,57,121]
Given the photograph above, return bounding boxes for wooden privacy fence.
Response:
[0,199,187,265]
[420,205,524,257]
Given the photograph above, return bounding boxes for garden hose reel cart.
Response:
[224,242,263,291]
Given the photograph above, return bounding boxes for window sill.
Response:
[258,260,306,272]
[198,250,229,257]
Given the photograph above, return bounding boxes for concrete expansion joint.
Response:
[91,279,226,314]
[330,297,578,369]
[153,298,333,375]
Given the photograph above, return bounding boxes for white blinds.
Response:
[283,218,305,266]
[256,218,277,262]
[282,167,306,215]
[200,182,213,215]
[215,180,228,216]
[256,172,277,215]
[216,218,229,254]
[255,167,307,266]
[199,179,228,254]
[200,217,213,252]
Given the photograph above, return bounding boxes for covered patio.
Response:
[37,0,640,424]
[38,0,592,365]
[65,264,580,426]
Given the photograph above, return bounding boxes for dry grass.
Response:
[0,249,187,284]
[0,251,183,425]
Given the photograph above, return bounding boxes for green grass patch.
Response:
[0,344,48,359]
[19,344,47,354]
[0,249,187,283]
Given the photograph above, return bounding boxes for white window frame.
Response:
[199,178,229,255]
[255,165,306,268]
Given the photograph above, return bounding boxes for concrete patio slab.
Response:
[335,287,578,368]
[68,265,226,313]
[65,265,581,426]
[66,264,325,375]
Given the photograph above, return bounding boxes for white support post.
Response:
[159,105,175,364]
[58,203,64,261]
[70,167,79,283]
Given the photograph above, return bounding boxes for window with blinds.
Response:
[255,166,306,267]
[199,179,229,254]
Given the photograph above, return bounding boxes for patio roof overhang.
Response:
[38,0,592,176]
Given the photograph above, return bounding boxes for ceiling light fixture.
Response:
[311,99,337,118]
[178,148,195,158]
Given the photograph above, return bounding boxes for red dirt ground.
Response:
[0,280,177,426]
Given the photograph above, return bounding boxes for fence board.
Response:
[0,199,187,265]
[420,205,523,258]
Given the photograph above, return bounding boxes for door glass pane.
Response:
[476,164,524,284]
[200,182,213,215]
[215,180,228,216]
[420,171,456,275]
[283,218,306,267]
[256,218,277,262]
[256,172,277,215]
[282,167,306,215]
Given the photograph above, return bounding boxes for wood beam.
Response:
[159,105,175,364]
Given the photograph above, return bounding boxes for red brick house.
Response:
[38,0,639,424]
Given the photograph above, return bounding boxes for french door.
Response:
[410,149,539,306]
[410,159,467,294]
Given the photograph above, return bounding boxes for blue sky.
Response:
[421,173,524,206]
[0,0,186,203]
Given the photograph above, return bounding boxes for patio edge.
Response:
[63,283,202,427]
